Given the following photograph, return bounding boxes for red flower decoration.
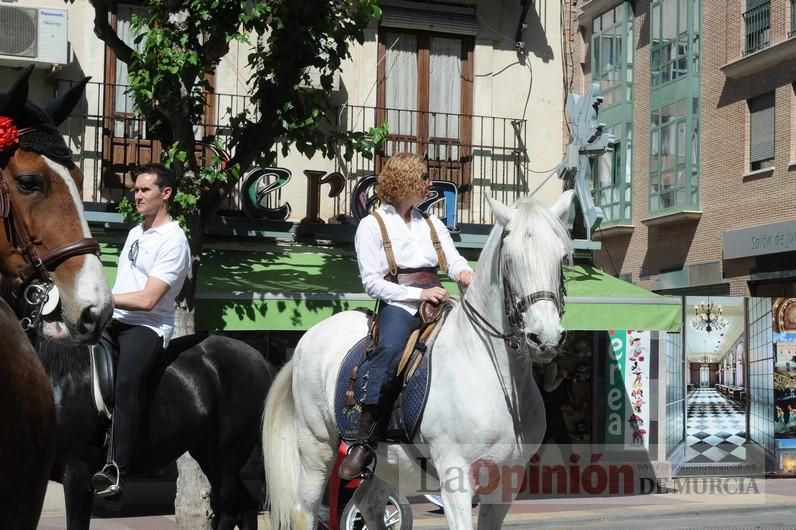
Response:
[0,116,20,152]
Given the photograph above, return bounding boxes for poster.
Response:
[605,330,651,449]
[773,298,796,438]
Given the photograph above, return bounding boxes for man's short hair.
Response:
[132,163,177,197]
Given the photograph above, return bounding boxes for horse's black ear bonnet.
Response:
[0,65,91,170]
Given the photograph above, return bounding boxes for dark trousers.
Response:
[362,304,421,407]
[107,319,164,474]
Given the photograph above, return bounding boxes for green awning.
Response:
[100,244,681,332]
[562,265,681,332]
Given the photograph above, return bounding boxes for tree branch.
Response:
[89,0,135,64]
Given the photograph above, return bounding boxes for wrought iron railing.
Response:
[331,105,531,225]
[58,81,532,225]
[743,1,771,55]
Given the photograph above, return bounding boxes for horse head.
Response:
[484,190,574,362]
[0,66,112,344]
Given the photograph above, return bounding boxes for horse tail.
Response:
[262,359,299,530]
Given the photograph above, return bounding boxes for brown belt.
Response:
[386,267,441,287]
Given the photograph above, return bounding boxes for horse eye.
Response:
[16,174,44,194]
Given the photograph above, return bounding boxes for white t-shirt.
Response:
[112,220,191,346]
[355,204,472,315]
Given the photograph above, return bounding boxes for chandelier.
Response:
[690,301,728,333]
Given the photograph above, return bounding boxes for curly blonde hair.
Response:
[376,152,428,205]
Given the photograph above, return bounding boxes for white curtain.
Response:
[385,32,418,148]
[114,4,146,137]
[429,37,461,160]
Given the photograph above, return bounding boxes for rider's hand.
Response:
[457,270,474,288]
[420,287,449,304]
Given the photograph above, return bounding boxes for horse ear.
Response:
[550,189,575,223]
[44,76,91,126]
[486,195,513,227]
[0,65,34,117]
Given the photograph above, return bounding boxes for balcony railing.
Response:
[743,1,771,55]
[332,105,530,225]
[59,81,533,226]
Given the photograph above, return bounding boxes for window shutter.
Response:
[380,3,477,35]
[746,0,769,10]
[749,92,774,163]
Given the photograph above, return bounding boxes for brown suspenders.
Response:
[372,211,448,278]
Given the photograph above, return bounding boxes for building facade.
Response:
[575,0,796,299]
[0,0,572,224]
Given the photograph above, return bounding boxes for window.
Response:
[744,0,771,55]
[112,4,147,138]
[649,98,699,212]
[592,4,633,109]
[650,0,700,87]
[589,3,634,224]
[592,123,632,222]
[749,92,775,171]
[376,28,474,188]
[790,0,796,38]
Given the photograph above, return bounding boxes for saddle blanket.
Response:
[334,335,433,443]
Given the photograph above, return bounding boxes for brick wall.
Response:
[585,0,796,296]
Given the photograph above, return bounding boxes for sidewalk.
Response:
[40,478,796,529]
[409,477,796,529]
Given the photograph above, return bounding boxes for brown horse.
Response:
[0,66,113,529]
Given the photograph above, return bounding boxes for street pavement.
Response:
[39,478,796,529]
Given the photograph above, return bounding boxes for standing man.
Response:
[92,163,191,497]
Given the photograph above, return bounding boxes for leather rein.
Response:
[0,130,100,326]
[461,228,565,350]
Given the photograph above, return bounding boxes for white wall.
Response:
[5,0,568,218]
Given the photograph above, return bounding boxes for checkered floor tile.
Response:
[686,388,747,463]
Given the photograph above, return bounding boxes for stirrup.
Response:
[93,461,121,497]
[344,442,378,480]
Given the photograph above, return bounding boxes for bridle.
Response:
[462,228,566,351]
[0,129,100,328]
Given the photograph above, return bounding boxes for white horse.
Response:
[263,191,575,530]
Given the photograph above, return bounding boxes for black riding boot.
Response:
[339,406,380,480]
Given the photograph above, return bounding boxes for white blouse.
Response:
[355,204,472,314]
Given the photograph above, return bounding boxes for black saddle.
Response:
[89,331,210,420]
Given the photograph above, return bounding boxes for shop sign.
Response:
[723,219,796,259]
[241,169,464,231]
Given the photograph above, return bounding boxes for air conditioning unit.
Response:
[0,6,69,67]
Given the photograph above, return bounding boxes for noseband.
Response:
[462,228,566,350]
[0,131,100,298]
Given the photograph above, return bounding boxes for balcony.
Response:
[722,1,796,79]
[59,81,532,227]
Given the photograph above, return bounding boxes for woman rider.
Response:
[339,152,474,480]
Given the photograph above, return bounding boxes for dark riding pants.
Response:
[108,319,164,474]
[362,304,421,407]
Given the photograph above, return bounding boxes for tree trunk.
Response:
[175,453,213,530]
[172,303,213,530]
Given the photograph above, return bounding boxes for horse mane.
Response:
[36,338,89,380]
[471,196,573,311]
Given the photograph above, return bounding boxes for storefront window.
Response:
[665,332,685,457]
